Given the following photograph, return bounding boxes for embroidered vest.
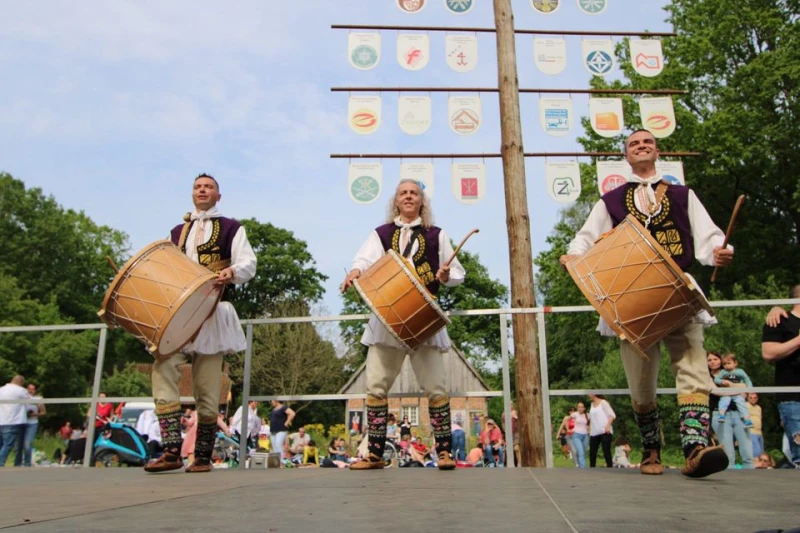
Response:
[601,183,694,270]
[375,223,442,295]
[170,216,242,300]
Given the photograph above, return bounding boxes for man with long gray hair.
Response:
[341,179,465,470]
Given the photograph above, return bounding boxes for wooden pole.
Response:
[493,0,545,467]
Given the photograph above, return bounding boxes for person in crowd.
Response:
[59,421,72,449]
[746,393,764,458]
[466,443,484,465]
[451,420,466,461]
[480,419,504,467]
[15,382,45,467]
[95,392,114,429]
[555,407,577,466]
[588,394,615,468]
[288,426,311,456]
[230,400,261,448]
[755,453,776,469]
[560,129,733,478]
[302,440,319,466]
[0,375,30,467]
[571,402,590,468]
[714,353,754,427]
[386,413,400,443]
[708,351,754,469]
[269,400,295,460]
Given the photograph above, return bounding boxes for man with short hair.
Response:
[762,285,800,468]
[341,179,466,471]
[14,383,44,467]
[288,426,311,455]
[145,173,257,474]
[561,129,733,478]
[0,375,30,467]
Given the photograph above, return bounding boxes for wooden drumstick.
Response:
[711,195,745,283]
[106,256,119,274]
[445,228,480,267]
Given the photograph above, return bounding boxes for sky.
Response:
[0,0,671,318]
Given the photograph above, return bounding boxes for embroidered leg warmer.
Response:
[366,395,388,460]
[155,402,183,456]
[678,394,711,457]
[428,395,453,457]
[193,416,218,465]
[633,405,661,451]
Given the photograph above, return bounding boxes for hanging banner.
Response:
[348,33,380,71]
[398,96,432,136]
[397,0,427,13]
[448,96,481,135]
[577,0,608,15]
[451,163,486,204]
[639,96,676,138]
[589,98,623,138]
[444,0,475,14]
[397,34,430,71]
[534,37,567,75]
[348,163,382,204]
[656,160,685,185]
[539,98,573,137]
[582,39,615,77]
[445,34,478,72]
[348,96,381,135]
[531,0,561,14]
[400,163,435,198]
[546,162,581,204]
[596,160,631,195]
[630,39,664,77]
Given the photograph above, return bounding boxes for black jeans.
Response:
[589,433,613,467]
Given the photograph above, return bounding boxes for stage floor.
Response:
[1,466,797,532]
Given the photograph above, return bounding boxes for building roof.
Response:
[338,346,491,394]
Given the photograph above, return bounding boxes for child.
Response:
[714,353,754,427]
[613,437,633,468]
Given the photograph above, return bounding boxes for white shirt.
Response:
[136,409,161,443]
[0,383,31,425]
[567,174,727,332]
[589,400,616,437]
[351,217,466,351]
[231,405,260,438]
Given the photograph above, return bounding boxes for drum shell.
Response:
[354,250,450,352]
[566,215,713,358]
[98,240,221,360]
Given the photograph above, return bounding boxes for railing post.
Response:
[536,312,553,468]
[499,313,515,468]
[83,326,108,468]
[238,324,254,470]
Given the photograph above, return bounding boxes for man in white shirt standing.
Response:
[341,179,466,471]
[14,383,45,467]
[560,130,733,479]
[145,174,257,474]
[0,375,31,467]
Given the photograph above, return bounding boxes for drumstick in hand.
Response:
[711,195,745,283]
[445,228,480,267]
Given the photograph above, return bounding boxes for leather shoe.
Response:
[350,453,386,470]
[144,453,183,473]
[185,461,213,473]
[640,448,663,475]
[681,445,728,478]
[437,452,456,470]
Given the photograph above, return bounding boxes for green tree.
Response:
[232,219,328,319]
[102,363,152,398]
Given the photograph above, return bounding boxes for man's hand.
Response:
[766,306,788,328]
[713,246,733,267]
[340,269,361,293]
[215,267,235,286]
[559,254,578,272]
[435,265,450,283]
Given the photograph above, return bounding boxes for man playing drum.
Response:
[145,173,257,473]
[560,130,733,478]
[341,179,465,470]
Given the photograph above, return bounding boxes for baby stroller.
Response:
[92,422,151,467]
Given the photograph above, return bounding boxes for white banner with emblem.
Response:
[589,97,623,138]
[540,98,573,137]
[639,96,676,138]
[400,163,435,198]
[451,163,486,204]
[656,160,685,185]
[397,34,430,71]
[534,37,567,75]
[448,96,481,135]
[445,34,478,72]
[348,163,383,205]
[348,96,381,135]
[582,39,615,77]
[398,96,432,136]
[545,161,581,204]
[348,32,381,71]
[630,39,664,77]
[596,160,631,195]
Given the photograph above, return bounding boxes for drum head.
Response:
[157,278,221,356]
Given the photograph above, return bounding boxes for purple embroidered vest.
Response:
[170,216,241,271]
[375,223,442,295]
[601,183,695,270]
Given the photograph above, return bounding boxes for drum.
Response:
[566,214,714,359]
[354,250,450,352]
[98,240,222,360]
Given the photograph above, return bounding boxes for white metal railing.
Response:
[2,297,799,469]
